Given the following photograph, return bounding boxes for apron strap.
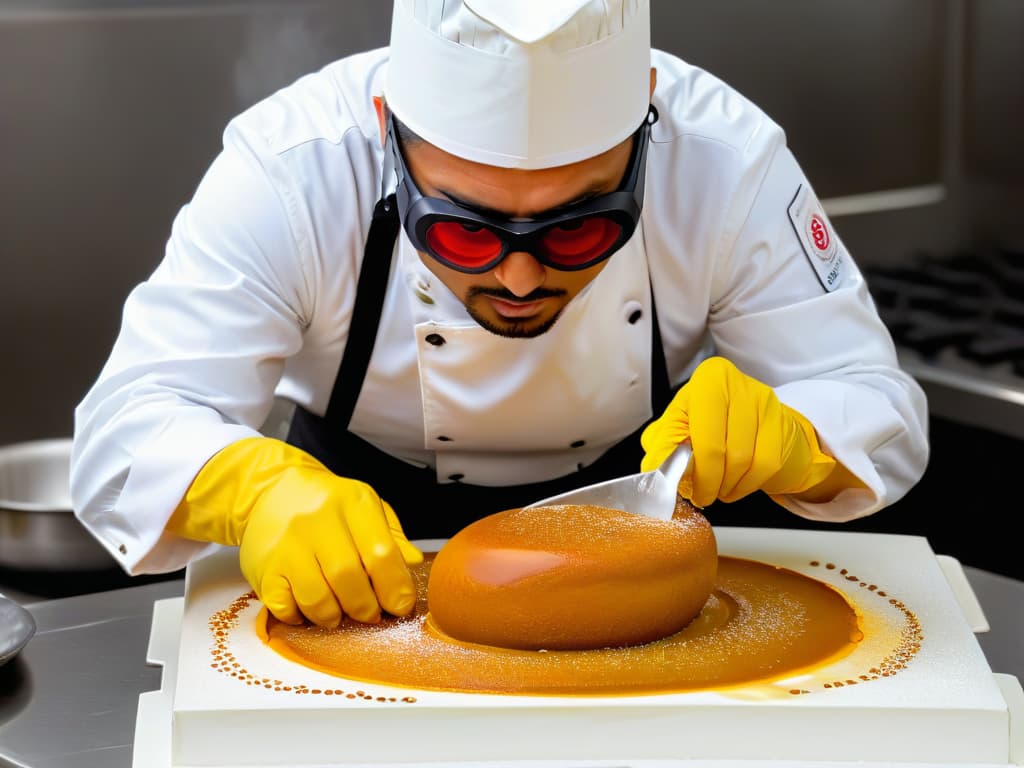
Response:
[322,194,401,428]
[649,286,671,414]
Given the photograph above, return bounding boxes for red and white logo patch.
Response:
[808,213,831,258]
[788,185,843,292]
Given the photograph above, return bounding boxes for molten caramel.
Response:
[260,554,863,696]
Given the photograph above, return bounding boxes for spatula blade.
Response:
[522,443,691,522]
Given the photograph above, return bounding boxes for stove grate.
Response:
[864,248,1024,376]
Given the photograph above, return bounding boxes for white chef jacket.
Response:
[70,47,929,575]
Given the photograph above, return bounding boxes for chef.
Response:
[71,0,929,629]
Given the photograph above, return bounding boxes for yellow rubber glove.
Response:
[641,357,858,508]
[166,436,423,627]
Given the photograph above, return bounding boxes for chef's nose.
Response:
[493,250,546,297]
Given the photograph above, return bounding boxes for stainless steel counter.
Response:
[0,567,1021,768]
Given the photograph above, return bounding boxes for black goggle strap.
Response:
[625,106,658,205]
[384,111,409,216]
[381,111,399,214]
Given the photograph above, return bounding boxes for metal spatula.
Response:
[522,442,693,521]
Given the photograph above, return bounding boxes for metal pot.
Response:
[0,438,115,571]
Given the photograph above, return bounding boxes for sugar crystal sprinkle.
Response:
[205,554,922,700]
[207,591,416,704]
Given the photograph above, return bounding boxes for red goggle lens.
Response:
[425,222,503,270]
[538,216,622,267]
[425,215,622,270]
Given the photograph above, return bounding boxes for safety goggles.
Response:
[388,108,656,274]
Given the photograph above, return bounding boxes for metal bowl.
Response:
[0,438,115,571]
[0,593,36,666]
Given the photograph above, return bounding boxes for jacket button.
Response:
[448,473,465,482]
[628,308,643,324]
[570,439,586,448]
[425,333,446,346]
[437,435,452,442]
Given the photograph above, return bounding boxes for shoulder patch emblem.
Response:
[788,185,844,292]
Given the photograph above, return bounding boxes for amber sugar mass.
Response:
[425,503,719,650]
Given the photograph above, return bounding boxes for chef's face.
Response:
[375,70,657,338]
[399,139,634,338]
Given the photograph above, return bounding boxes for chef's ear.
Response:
[373,95,387,148]
[650,67,657,100]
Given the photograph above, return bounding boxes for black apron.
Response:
[287,196,673,540]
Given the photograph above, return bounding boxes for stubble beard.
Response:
[465,286,567,339]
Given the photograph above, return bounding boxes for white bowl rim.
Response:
[0,437,73,460]
[0,501,75,513]
[0,437,74,512]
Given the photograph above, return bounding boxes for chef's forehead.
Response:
[384,0,652,170]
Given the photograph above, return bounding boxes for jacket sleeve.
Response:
[70,121,314,574]
[708,143,929,522]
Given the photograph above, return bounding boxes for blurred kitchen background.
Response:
[1,0,1021,592]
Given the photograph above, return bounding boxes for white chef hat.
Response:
[384,0,651,169]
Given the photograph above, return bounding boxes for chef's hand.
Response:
[166,436,423,627]
[640,357,859,508]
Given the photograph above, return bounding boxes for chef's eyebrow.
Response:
[438,188,604,219]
